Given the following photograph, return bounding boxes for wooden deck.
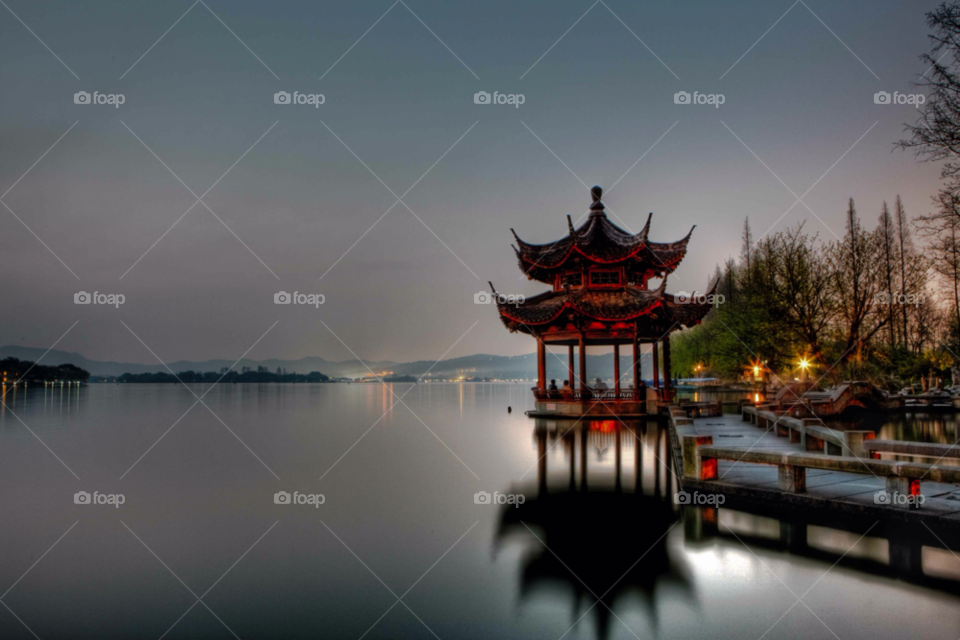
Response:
[668,410,960,527]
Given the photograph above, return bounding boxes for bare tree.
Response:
[895,196,913,348]
[827,199,887,361]
[900,2,960,189]
[877,201,898,349]
[768,224,836,365]
[919,190,960,344]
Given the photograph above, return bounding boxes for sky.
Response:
[0,0,950,366]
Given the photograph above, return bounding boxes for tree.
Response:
[827,199,887,362]
[895,196,914,348]
[877,201,898,349]
[900,2,960,190]
[919,190,960,348]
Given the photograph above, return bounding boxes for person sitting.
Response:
[548,379,558,391]
[560,380,573,398]
[594,377,609,391]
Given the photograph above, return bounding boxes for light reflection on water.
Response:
[0,383,957,639]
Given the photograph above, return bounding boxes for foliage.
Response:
[671,204,943,387]
[118,370,330,383]
[0,357,90,383]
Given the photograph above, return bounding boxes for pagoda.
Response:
[490,186,714,417]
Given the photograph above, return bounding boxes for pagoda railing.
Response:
[532,388,644,402]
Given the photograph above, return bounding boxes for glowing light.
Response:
[591,420,617,432]
[798,358,810,370]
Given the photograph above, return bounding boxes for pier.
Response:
[669,403,960,527]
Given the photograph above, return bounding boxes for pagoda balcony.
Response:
[529,386,665,419]
[531,388,643,402]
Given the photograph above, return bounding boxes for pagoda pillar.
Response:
[662,336,672,401]
[632,334,640,391]
[537,339,546,391]
[567,345,575,389]
[578,332,587,392]
[652,342,660,389]
[613,344,621,397]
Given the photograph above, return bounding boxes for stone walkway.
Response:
[671,412,960,524]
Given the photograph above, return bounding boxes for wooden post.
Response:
[652,342,659,389]
[614,344,621,398]
[632,335,640,392]
[662,336,672,401]
[681,435,713,479]
[537,339,546,391]
[579,332,587,393]
[567,344,574,390]
[778,464,806,493]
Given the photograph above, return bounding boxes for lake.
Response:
[1,382,958,639]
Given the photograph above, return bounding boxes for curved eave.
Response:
[498,297,665,328]
[515,224,695,276]
[494,281,669,330]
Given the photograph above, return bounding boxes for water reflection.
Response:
[497,420,694,639]
[497,419,960,639]
[0,382,84,418]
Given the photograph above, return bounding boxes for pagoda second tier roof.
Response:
[511,188,694,281]
[490,277,716,334]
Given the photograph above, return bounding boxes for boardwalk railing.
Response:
[681,434,960,509]
[864,440,960,460]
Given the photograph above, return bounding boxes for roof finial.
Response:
[589,185,605,214]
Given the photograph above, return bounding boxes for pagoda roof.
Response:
[511,187,694,282]
[491,277,717,335]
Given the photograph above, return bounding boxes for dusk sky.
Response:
[0,0,948,365]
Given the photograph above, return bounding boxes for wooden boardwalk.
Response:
[669,411,960,526]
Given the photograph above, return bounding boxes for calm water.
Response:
[1,383,959,639]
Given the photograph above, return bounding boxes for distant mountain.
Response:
[0,345,652,382]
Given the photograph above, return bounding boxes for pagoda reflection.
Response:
[495,419,696,640]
